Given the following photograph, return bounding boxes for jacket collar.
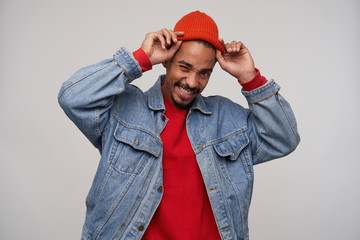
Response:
[147,75,212,115]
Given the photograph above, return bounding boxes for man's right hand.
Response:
[141,29,184,66]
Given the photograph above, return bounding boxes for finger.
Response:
[164,29,180,46]
[174,31,184,37]
[239,41,248,52]
[160,29,172,46]
[225,41,244,53]
[237,41,243,52]
[168,40,183,55]
[231,41,239,52]
[228,41,239,52]
[235,41,244,51]
[172,31,184,43]
[155,32,166,49]
[224,42,233,52]
[162,29,182,49]
[156,29,172,49]
[216,49,229,70]
[219,38,225,46]
[167,30,180,46]
[167,30,177,44]
[219,38,226,52]
[216,49,225,64]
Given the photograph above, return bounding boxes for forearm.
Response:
[58,48,142,149]
[244,80,300,164]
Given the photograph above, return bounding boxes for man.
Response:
[59,11,300,240]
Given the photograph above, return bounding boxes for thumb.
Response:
[167,41,182,56]
[216,49,225,68]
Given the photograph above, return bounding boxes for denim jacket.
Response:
[58,47,300,240]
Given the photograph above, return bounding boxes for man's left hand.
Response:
[216,39,256,83]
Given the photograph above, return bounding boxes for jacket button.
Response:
[157,186,163,192]
[161,115,166,121]
[138,225,144,231]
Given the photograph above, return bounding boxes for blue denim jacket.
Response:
[58,48,300,240]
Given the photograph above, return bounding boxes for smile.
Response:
[179,86,195,95]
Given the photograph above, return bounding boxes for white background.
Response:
[1,0,359,239]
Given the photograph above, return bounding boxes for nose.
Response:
[185,72,198,89]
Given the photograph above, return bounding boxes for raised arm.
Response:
[58,48,143,150]
[58,29,184,150]
[216,39,300,164]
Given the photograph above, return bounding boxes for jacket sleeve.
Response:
[242,80,300,165]
[58,48,142,150]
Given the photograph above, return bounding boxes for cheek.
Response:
[167,69,182,82]
[173,70,188,79]
[171,73,189,87]
[199,79,210,91]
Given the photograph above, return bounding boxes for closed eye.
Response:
[179,64,191,72]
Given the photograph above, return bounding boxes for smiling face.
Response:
[162,41,217,109]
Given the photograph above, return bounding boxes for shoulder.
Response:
[201,95,249,121]
[203,95,246,111]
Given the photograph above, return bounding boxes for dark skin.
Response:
[140,29,257,108]
[162,41,216,109]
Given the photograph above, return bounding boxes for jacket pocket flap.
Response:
[114,123,162,157]
[213,132,249,160]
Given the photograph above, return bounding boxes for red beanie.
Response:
[174,11,224,53]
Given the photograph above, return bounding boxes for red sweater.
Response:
[142,92,221,240]
[133,48,266,239]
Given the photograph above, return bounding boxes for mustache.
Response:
[175,82,200,94]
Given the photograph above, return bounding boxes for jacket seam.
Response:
[113,114,163,146]
[206,127,247,147]
[277,94,300,139]
[58,62,113,98]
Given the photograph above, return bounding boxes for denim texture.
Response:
[58,47,300,240]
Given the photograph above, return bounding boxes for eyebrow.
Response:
[177,60,213,72]
[177,60,193,68]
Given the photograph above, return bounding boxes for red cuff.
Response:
[239,68,267,91]
[132,48,152,72]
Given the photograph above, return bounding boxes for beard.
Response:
[171,82,200,109]
[170,94,192,109]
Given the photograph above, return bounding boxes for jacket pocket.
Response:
[213,130,253,179]
[212,131,253,217]
[213,131,249,161]
[111,122,162,174]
